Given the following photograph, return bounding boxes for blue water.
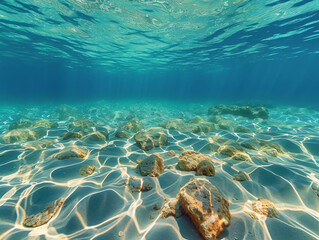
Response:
[0,0,319,104]
[0,1,319,240]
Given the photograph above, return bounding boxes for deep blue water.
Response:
[1,56,319,106]
[0,0,319,105]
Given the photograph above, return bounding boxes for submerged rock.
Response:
[261,147,278,157]
[160,117,214,133]
[81,131,106,143]
[167,150,176,157]
[232,152,251,161]
[196,159,215,176]
[134,127,168,151]
[32,119,58,128]
[252,198,278,218]
[55,146,88,160]
[115,130,131,139]
[178,150,211,171]
[233,171,250,181]
[234,125,252,133]
[208,116,236,131]
[23,139,57,150]
[178,178,231,240]
[23,198,65,227]
[68,118,95,130]
[120,118,144,133]
[241,138,284,155]
[139,153,164,177]
[251,155,268,162]
[311,183,319,197]
[9,119,32,130]
[178,150,215,176]
[127,177,153,192]
[208,104,269,119]
[62,131,83,140]
[161,199,184,218]
[79,164,96,176]
[1,127,46,143]
[217,145,238,157]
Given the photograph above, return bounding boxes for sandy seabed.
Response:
[0,101,318,240]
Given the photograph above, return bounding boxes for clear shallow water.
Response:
[0,1,319,240]
[0,102,318,240]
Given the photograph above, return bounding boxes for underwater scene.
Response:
[0,0,319,240]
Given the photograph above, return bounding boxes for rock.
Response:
[232,152,251,161]
[160,118,213,133]
[79,164,96,176]
[261,147,278,157]
[234,126,252,133]
[241,140,259,151]
[161,199,183,218]
[251,155,268,162]
[208,104,269,119]
[81,131,106,143]
[139,153,164,177]
[160,119,185,131]
[217,145,238,157]
[53,105,79,120]
[252,198,279,218]
[1,127,46,143]
[62,132,83,140]
[9,119,32,130]
[205,143,220,152]
[311,183,319,197]
[167,150,176,157]
[115,130,130,139]
[23,139,57,150]
[68,119,95,130]
[134,127,168,151]
[95,126,109,139]
[32,119,58,128]
[23,198,65,227]
[178,150,211,171]
[55,146,88,160]
[241,138,284,154]
[178,178,231,240]
[127,177,153,192]
[119,118,144,133]
[188,116,205,124]
[196,160,215,176]
[208,116,236,131]
[233,171,250,181]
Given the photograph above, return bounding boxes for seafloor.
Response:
[0,101,318,240]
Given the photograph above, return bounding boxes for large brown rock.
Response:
[31,119,59,128]
[81,131,106,143]
[178,150,212,172]
[55,146,88,160]
[178,178,231,240]
[252,198,279,218]
[196,160,215,176]
[1,127,46,143]
[139,153,164,177]
[23,198,65,227]
[134,127,168,151]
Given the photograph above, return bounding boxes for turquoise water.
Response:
[0,1,319,240]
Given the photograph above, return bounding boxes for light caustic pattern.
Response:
[0,102,318,240]
[0,0,319,70]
